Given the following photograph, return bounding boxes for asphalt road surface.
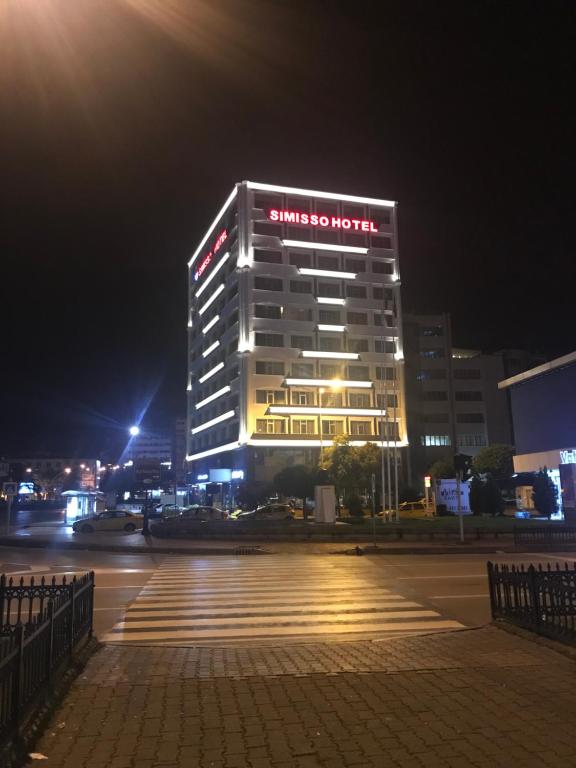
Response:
[0,547,574,642]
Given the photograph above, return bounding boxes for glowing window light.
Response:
[298,268,356,279]
[191,410,235,435]
[245,437,408,449]
[268,406,385,416]
[284,378,372,388]
[195,252,230,299]
[202,340,220,358]
[317,324,346,332]
[316,297,346,306]
[246,181,396,208]
[195,385,231,410]
[301,351,359,360]
[186,441,240,462]
[283,239,367,254]
[202,315,219,335]
[198,362,224,383]
[188,187,237,268]
[198,283,224,315]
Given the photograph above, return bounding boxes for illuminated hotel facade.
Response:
[186,181,407,489]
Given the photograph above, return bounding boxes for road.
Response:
[0,546,574,642]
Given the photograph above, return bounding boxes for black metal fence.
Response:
[0,572,94,744]
[488,561,576,643]
[513,525,576,548]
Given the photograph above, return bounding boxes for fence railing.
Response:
[488,561,576,643]
[513,525,576,547]
[0,572,94,745]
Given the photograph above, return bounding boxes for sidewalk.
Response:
[0,527,520,556]
[26,625,576,767]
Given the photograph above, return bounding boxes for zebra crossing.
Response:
[102,555,465,646]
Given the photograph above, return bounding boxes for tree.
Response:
[273,465,316,519]
[484,476,505,516]
[472,445,514,489]
[236,481,271,510]
[428,458,455,480]
[532,468,558,519]
[469,474,487,516]
[321,437,382,515]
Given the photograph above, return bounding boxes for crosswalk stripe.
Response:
[121,603,426,620]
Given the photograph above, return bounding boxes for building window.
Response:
[322,420,344,436]
[422,326,444,336]
[289,252,312,268]
[255,333,284,347]
[321,392,343,407]
[454,369,481,380]
[254,249,282,264]
[293,420,315,435]
[319,337,342,352]
[318,283,341,298]
[375,366,396,380]
[371,261,393,274]
[291,335,313,349]
[423,391,448,401]
[345,258,365,273]
[418,369,447,381]
[377,393,398,409]
[348,338,369,353]
[284,307,313,321]
[254,304,282,320]
[319,309,341,324]
[421,349,445,359]
[378,422,400,439]
[349,392,371,408]
[420,435,451,447]
[290,280,312,294]
[318,255,339,270]
[256,419,286,434]
[350,421,371,436]
[255,361,284,375]
[254,276,283,292]
[456,413,485,423]
[292,362,314,378]
[346,312,368,325]
[320,364,343,378]
[346,285,367,299]
[292,391,312,405]
[373,287,384,300]
[256,390,286,404]
[348,365,369,379]
[457,434,487,448]
[454,391,483,401]
[375,339,396,354]
[422,413,449,423]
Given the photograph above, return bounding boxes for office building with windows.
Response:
[186,181,407,487]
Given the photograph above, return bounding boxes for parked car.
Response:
[72,510,144,533]
[233,503,294,521]
[150,505,228,537]
[381,500,433,519]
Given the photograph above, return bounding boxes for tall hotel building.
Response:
[186,181,407,488]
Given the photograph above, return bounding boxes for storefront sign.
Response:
[268,209,378,232]
[435,479,472,515]
[560,449,576,464]
[194,229,228,282]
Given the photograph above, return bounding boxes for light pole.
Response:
[318,387,325,466]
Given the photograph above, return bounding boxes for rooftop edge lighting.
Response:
[298,268,356,280]
[191,410,235,435]
[195,252,230,299]
[186,441,240,462]
[301,351,359,360]
[202,340,220,358]
[268,406,386,416]
[198,283,224,315]
[195,385,231,410]
[284,378,373,388]
[246,181,396,208]
[198,362,225,384]
[246,438,407,448]
[201,315,219,335]
[317,324,346,332]
[188,187,237,268]
[283,239,367,254]
[316,297,346,306]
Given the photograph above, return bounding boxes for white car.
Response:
[72,510,143,533]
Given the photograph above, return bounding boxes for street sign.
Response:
[2,482,18,496]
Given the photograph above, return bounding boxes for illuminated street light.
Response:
[64,468,72,475]
[26,468,32,473]
[129,425,140,437]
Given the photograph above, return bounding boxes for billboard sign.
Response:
[268,209,378,232]
[435,480,472,515]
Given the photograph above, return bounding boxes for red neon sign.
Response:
[194,229,228,282]
[268,209,378,233]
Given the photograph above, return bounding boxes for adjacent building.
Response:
[499,350,576,520]
[0,456,100,496]
[403,313,543,484]
[187,181,407,489]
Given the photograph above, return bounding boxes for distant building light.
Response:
[197,473,209,481]
[231,470,244,480]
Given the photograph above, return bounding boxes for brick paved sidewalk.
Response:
[27,627,576,767]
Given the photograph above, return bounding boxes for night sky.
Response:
[1,0,574,457]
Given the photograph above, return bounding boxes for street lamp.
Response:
[129,425,140,437]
